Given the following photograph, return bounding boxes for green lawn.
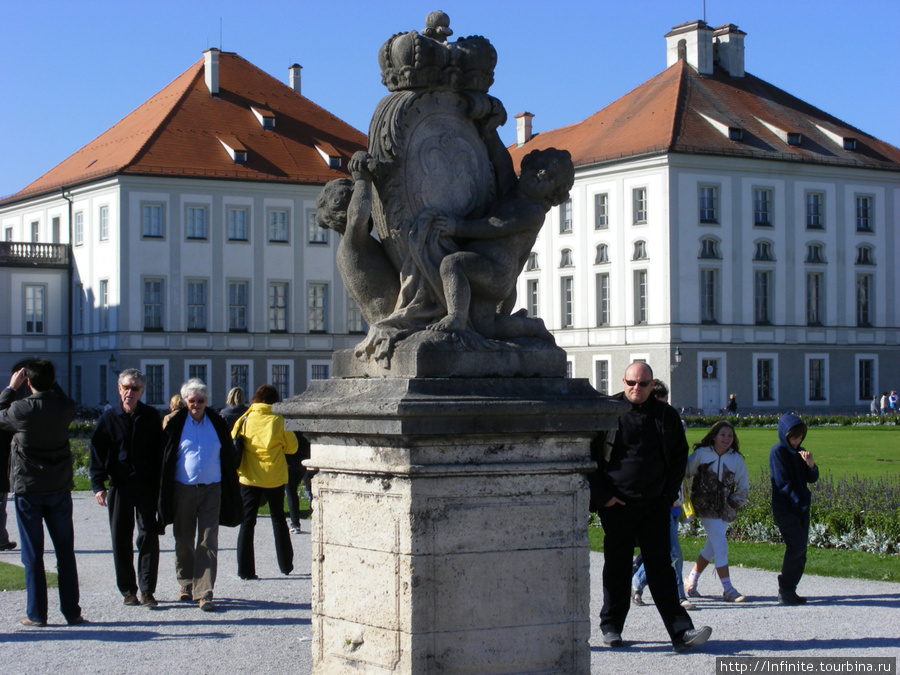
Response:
[685,426,900,479]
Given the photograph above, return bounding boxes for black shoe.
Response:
[239,574,259,580]
[602,631,623,648]
[123,592,140,606]
[778,593,807,605]
[67,616,87,626]
[673,625,712,653]
[0,541,17,551]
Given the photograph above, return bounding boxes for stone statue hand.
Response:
[349,151,374,181]
[432,214,458,238]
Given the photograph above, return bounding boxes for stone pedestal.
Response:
[279,377,624,674]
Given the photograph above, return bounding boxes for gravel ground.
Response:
[2,492,898,674]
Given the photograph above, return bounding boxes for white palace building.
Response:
[509,21,900,414]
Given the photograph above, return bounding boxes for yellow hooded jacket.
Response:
[233,402,299,488]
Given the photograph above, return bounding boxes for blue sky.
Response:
[2,0,898,198]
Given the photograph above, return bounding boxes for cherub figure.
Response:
[427,147,574,340]
[316,151,400,326]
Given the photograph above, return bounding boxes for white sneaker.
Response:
[680,598,696,610]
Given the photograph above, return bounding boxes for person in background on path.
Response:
[219,387,249,431]
[890,390,898,415]
[770,413,818,605]
[233,385,298,578]
[163,394,184,429]
[684,421,750,603]
[0,359,83,627]
[724,394,737,417]
[631,380,695,611]
[286,433,310,534]
[869,395,879,417]
[879,392,888,416]
[159,379,241,612]
[89,368,164,608]
[596,362,711,652]
[0,360,30,553]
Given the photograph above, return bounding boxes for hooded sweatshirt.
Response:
[686,444,749,522]
[769,413,819,513]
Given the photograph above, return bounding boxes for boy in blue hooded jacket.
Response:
[769,413,819,605]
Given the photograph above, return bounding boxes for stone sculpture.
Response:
[317,11,575,372]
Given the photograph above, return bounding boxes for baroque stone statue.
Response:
[317,11,575,375]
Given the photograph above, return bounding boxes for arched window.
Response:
[632,240,647,260]
[559,249,573,267]
[805,243,826,264]
[699,237,721,259]
[855,245,874,266]
[595,243,609,264]
[753,241,774,261]
[526,252,539,271]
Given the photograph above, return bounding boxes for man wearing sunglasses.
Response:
[90,368,164,608]
[596,361,712,653]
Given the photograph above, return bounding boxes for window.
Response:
[142,203,164,238]
[754,270,771,325]
[347,295,365,333]
[527,279,539,318]
[806,244,825,264]
[145,365,164,405]
[310,363,330,380]
[526,252,539,271]
[699,186,718,223]
[99,206,109,241]
[858,358,874,400]
[594,359,609,394]
[700,269,718,324]
[559,249,573,267]
[633,187,647,224]
[753,188,772,227]
[143,279,164,331]
[272,364,290,401]
[560,276,573,328]
[269,209,289,242]
[228,207,249,241]
[186,206,208,239]
[855,196,872,232]
[24,285,45,334]
[99,365,107,405]
[808,358,826,401]
[594,193,608,229]
[308,208,328,244]
[855,245,874,266]
[756,358,774,401]
[806,273,824,326]
[228,281,249,332]
[595,244,609,264]
[31,221,39,243]
[753,241,774,261]
[4,227,12,241]
[52,216,60,243]
[805,192,824,229]
[856,274,873,327]
[268,282,288,332]
[230,364,249,392]
[595,273,609,327]
[187,281,207,331]
[99,279,109,332]
[632,240,647,260]
[699,238,720,259]
[566,360,573,379]
[560,199,572,233]
[308,283,328,332]
[633,270,647,325]
[188,364,207,383]
[702,358,718,380]
[75,283,84,334]
[75,212,84,246]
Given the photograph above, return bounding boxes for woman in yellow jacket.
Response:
[232,384,298,579]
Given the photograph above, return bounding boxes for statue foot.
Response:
[427,315,467,333]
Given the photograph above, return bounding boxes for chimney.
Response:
[289,64,302,94]
[204,48,220,95]
[515,112,534,147]
[665,20,714,75]
[714,24,746,77]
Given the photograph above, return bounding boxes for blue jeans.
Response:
[15,491,81,623]
[632,510,686,599]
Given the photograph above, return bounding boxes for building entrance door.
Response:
[701,358,720,414]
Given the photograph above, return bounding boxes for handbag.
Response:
[680,480,695,522]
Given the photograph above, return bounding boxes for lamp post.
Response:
[670,346,683,373]
[108,353,121,376]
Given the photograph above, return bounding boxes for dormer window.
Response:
[218,136,247,165]
[728,127,743,141]
[251,106,276,131]
[315,142,342,170]
[843,138,857,151]
[787,132,802,146]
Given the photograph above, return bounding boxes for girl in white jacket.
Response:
[684,420,750,602]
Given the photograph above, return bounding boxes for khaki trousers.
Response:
[172,482,220,601]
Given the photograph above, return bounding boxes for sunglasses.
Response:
[187,398,207,405]
[624,379,652,388]
[120,384,143,392]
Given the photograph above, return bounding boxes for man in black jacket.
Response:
[597,362,710,652]
[0,359,82,627]
[90,368,164,608]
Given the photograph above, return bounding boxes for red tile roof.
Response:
[509,60,900,173]
[2,52,367,204]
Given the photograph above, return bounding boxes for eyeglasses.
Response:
[624,379,652,388]
[120,384,143,392]
[187,398,207,405]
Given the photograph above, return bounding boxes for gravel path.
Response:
[2,493,898,673]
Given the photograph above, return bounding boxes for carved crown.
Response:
[378,13,497,93]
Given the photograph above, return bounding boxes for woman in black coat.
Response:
[159,379,241,611]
